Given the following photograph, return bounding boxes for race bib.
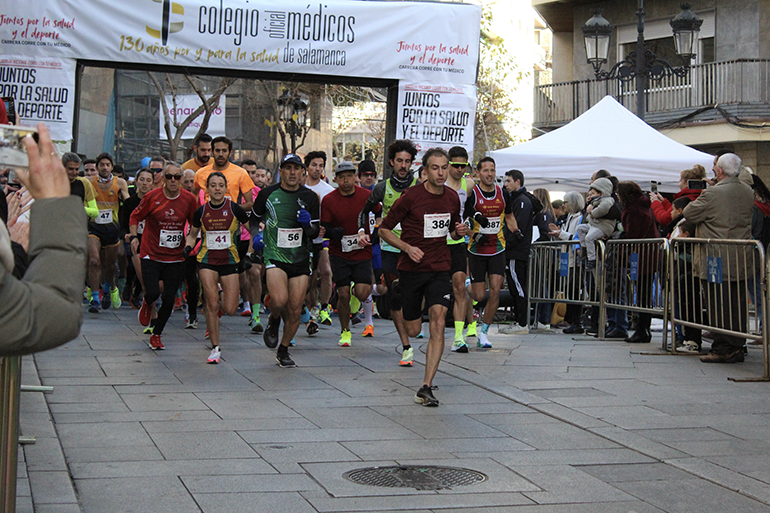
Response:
[206,230,231,251]
[96,209,113,225]
[159,229,183,248]
[277,227,302,248]
[341,234,361,253]
[423,213,451,238]
[137,220,145,234]
[480,216,502,235]
[368,212,376,234]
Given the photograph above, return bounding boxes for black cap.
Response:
[280,154,305,168]
[358,159,376,175]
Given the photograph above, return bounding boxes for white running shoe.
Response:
[499,322,529,335]
[476,330,492,348]
[207,346,221,364]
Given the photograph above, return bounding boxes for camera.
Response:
[0,125,39,187]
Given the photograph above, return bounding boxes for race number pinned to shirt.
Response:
[159,229,183,248]
[423,213,451,238]
[206,230,231,251]
[277,228,302,248]
[479,216,501,235]
[96,209,113,225]
[341,234,361,253]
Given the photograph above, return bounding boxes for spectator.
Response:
[0,124,88,356]
[576,177,617,271]
[549,191,586,334]
[616,181,658,343]
[683,153,753,363]
[649,164,706,227]
[671,219,703,353]
[532,188,556,328]
[666,196,692,239]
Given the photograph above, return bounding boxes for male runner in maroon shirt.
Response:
[379,148,467,407]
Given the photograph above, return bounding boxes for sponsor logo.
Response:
[146,0,185,46]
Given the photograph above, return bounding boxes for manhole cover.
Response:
[343,465,487,490]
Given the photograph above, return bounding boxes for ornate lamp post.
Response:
[582,2,703,121]
[277,89,309,154]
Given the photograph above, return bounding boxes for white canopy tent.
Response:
[489,96,714,193]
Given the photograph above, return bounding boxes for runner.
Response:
[87,152,129,313]
[185,171,251,363]
[321,162,378,346]
[357,159,382,338]
[82,159,97,180]
[120,168,154,309]
[464,157,517,348]
[444,146,475,352]
[182,133,212,172]
[357,139,419,366]
[148,156,166,189]
[62,152,98,220]
[180,167,201,329]
[241,160,267,332]
[379,148,466,406]
[303,151,335,331]
[129,161,198,350]
[251,154,320,367]
[193,136,254,210]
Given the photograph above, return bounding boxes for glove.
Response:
[473,232,488,246]
[329,227,344,240]
[297,208,311,227]
[473,212,489,228]
[183,245,192,258]
[371,226,380,245]
[512,229,524,243]
[252,234,264,252]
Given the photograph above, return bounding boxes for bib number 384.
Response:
[423,213,451,238]
[159,229,183,248]
[277,228,302,248]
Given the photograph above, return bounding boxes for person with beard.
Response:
[193,136,254,212]
[182,133,213,172]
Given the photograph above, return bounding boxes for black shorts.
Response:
[330,255,373,288]
[468,252,506,283]
[198,262,239,277]
[311,242,327,271]
[381,249,400,276]
[237,239,250,263]
[88,223,121,247]
[249,251,264,265]
[265,258,312,278]
[448,243,468,275]
[400,270,452,321]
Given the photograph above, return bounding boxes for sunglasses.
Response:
[360,172,376,177]
[450,162,469,169]
[165,174,182,181]
[150,167,163,173]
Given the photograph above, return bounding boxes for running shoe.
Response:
[306,320,319,336]
[399,347,414,367]
[319,306,332,326]
[143,326,154,335]
[251,321,264,334]
[300,306,311,324]
[309,305,320,320]
[414,385,439,407]
[241,308,252,317]
[264,315,281,348]
[451,341,469,353]
[350,313,361,325]
[129,296,142,309]
[174,297,184,311]
[276,348,296,368]
[110,287,122,309]
[362,325,374,338]
[138,300,153,326]
[88,299,101,314]
[185,319,198,329]
[149,334,164,350]
[476,331,492,348]
[204,330,210,339]
[466,321,477,338]
[207,346,221,364]
[339,330,352,347]
[289,338,295,346]
[101,287,111,310]
[415,327,425,339]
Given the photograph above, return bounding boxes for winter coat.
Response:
[586,178,617,236]
[651,187,702,227]
[621,195,659,276]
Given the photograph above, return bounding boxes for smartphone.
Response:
[650,181,658,194]
[688,179,707,190]
[0,125,38,186]
[2,97,16,125]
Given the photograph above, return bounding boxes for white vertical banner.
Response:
[0,55,76,141]
[159,94,226,139]
[396,82,476,160]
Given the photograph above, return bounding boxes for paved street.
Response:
[14,305,770,512]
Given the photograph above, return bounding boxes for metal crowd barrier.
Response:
[528,240,607,337]
[669,238,769,381]
[602,238,670,348]
[0,356,21,513]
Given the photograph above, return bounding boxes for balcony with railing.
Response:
[534,59,770,130]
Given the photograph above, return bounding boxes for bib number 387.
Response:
[277,228,303,248]
[423,213,451,238]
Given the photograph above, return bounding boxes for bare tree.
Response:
[148,72,235,160]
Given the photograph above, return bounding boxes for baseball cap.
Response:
[140,157,151,168]
[358,159,376,175]
[335,161,356,174]
[280,153,305,168]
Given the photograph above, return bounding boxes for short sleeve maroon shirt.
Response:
[321,186,373,261]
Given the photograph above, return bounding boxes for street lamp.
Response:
[582,2,703,120]
[276,88,310,154]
